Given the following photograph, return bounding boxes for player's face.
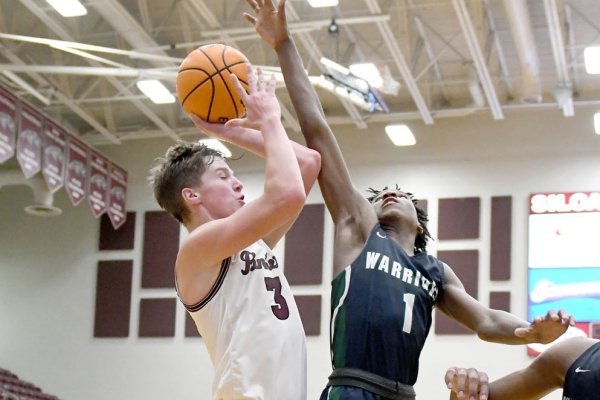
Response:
[371,189,419,226]
[196,159,245,219]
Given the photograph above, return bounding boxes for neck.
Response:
[380,222,417,256]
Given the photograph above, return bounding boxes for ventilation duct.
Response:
[0,170,62,217]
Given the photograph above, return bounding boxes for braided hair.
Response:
[366,185,432,253]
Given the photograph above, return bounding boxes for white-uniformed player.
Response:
[149,66,321,400]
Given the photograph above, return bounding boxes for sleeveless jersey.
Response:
[562,341,600,400]
[329,224,445,387]
[177,240,307,400]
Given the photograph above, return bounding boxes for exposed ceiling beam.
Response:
[543,0,574,117]
[365,0,434,125]
[452,0,504,120]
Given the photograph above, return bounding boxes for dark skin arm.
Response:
[446,337,597,400]
[244,0,378,275]
[438,263,575,344]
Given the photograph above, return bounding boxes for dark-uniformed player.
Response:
[446,336,600,400]
[244,1,576,399]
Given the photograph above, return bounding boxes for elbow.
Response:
[303,149,321,182]
[276,186,306,219]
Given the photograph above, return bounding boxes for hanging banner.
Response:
[107,163,128,230]
[42,120,67,193]
[88,150,109,218]
[0,86,18,164]
[16,104,43,178]
[65,135,89,206]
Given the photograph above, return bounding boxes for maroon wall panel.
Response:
[185,312,201,338]
[489,291,511,312]
[99,212,136,250]
[438,197,480,239]
[284,204,324,285]
[94,260,133,337]
[296,295,322,336]
[141,211,180,288]
[138,298,176,337]
[490,196,512,280]
[435,250,479,335]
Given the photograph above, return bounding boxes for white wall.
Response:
[1,112,599,400]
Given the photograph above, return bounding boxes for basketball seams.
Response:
[177,44,250,123]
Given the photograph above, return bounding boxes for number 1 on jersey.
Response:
[403,293,415,333]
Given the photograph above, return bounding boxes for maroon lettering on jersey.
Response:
[107,162,128,229]
[42,120,67,193]
[88,150,110,218]
[65,135,89,206]
[0,86,18,164]
[16,104,43,178]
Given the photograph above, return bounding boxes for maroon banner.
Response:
[65,135,89,206]
[88,150,110,218]
[0,86,18,164]
[16,104,43,178]
[107,163,128,229]
[42,120,67,193]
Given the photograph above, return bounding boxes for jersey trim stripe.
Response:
[178,257,231,312]
[330,265,351,362]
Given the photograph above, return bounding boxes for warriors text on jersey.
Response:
[562,341,600,400]
[176,240,307,400]
[326,224,445,397]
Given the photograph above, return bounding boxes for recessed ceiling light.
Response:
[46,0,87,17]
[385,124,416,146]
[307,0,339,8]
[584,46,600,74]
[199,139,232,158]
[136,80,176,104]
[594,112,600,135]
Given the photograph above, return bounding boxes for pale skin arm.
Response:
[177,67,305,274]
[243,0,377,246]
[191,70,321,249]
[437,263,575,344]
[445,337,596,400]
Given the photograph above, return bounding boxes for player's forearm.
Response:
[275,39,327,129]
[476,310,529,344]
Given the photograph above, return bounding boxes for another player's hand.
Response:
[225,66,280,130]
[514,309,575,344]
[243,0,289,49]
[445,366,489,400]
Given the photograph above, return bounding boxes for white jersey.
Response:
[178,240,307,400]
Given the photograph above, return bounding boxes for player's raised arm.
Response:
[244,0,376,233]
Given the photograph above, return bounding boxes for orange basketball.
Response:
[176,44,250,123]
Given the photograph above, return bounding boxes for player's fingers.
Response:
[467,368,487,400]
[266,73,276,93]
[229,73,248,102]
[242,13,256,25]
[444,367,458,389]
[454,367,468,398]
[545,309,559,321]
[256,67,265,92]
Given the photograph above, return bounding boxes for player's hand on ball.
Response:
[225,66,280,131]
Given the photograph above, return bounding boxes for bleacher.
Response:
[0,368,59,400]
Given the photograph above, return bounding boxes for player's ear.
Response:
[181,188,201,204]
[416,224,424,234]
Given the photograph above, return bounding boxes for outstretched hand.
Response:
[514,309,575,344]
[243,0,289,49]
[190,66,279,138]
[445,367,489,400]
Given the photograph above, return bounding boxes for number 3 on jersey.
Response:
[264,276,290,320]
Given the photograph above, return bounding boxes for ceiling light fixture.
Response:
[327,19,340,37]
[584,46,600,74]
[349,63,383,89]
[307,0,339,8]
[136,80,176,104]
[385,124,416,146]
[594,113,600,135]
[46,0,87,17]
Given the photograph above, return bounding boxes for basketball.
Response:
[176,44,250,123]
